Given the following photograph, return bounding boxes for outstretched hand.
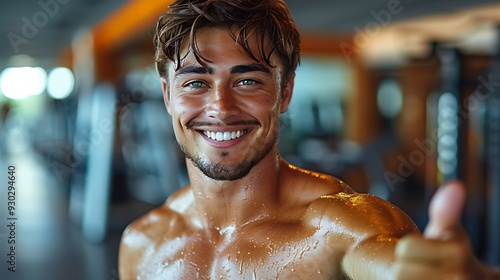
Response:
[392,180,488,280]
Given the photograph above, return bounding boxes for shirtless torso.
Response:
[119,161,418,279]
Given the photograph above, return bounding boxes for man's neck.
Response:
[186,153,284,233]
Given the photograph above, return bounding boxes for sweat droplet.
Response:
[297,251,303,259]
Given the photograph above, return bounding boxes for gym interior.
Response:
[0,0,499,279]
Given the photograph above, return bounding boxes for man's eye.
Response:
[237,79,257,86]
[187,81,205,88]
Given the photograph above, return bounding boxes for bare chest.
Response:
[137,225,349,279]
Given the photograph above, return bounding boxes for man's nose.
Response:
[206,84,239,120]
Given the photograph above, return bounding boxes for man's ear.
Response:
[161,77,172,115]
[280,72,295,113]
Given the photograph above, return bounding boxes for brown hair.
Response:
[154,0,300,85]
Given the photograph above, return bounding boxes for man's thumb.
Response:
[424,180,467,239]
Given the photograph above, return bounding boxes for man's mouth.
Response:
[202,130,249,142]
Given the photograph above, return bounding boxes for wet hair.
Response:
[153,0,301,86]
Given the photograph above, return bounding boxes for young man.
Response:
[119,0,499,278]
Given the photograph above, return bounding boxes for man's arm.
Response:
[340,181,500,279]
[310,191,419,279]
[342,235,400,279]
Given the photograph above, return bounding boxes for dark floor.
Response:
[0,147,155,280]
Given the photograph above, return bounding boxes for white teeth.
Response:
[216,132,223,141]
[204,130,247,141]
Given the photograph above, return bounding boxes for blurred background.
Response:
[0,0,500,279]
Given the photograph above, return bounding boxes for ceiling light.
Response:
[0,67,47,100]
[47,67,75,100]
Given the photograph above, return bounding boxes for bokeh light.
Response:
[47,67,75,100]
[0,67,47,100]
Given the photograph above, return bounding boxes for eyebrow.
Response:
[175,66,213,77]
[175,63,272,78]
[230,63,271,75]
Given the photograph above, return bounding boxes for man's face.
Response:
[162,27,293,181]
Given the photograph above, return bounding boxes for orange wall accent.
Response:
[93,0,174,54]
[91,0,174,81]
[301,33,354,56]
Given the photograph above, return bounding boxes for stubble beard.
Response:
[179,132,278,181]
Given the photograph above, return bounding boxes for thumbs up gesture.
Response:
[392,180,494,279]
[422,180,467,239]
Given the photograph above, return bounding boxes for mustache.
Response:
[186,120,261,129]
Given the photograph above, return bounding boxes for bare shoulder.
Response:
[280,161,354,202]
[280,160,417,237]
[305,191,419,239]
[118,186,194,279]
[124,186,192,238]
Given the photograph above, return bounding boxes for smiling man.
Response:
[118,0,499,279]
[169,40,281,182]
